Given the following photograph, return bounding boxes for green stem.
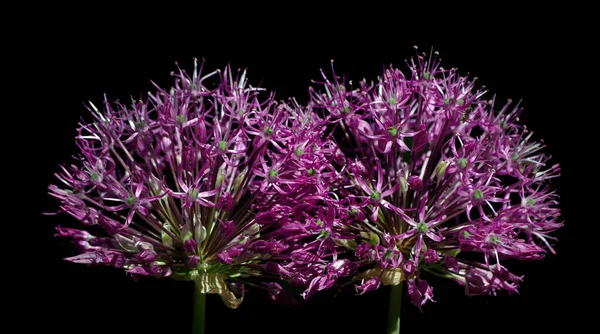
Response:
[193,282,206,334]
[387,282,403,334]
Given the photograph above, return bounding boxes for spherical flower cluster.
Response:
[48,60,338,308]
[278,50,562,309]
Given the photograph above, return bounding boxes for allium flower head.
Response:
[295,49,562,309]
[48,59,336,308]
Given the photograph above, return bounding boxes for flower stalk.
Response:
[387,283,403,334]
[193,282,206,334]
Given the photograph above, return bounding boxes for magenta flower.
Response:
[46,60,340,334]
[300,48,562,332]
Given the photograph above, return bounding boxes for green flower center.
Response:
[307,168,316,176]
[417,222,428,233]
[387,126,398,137]
[473,189,484,200]
[370,191,380,201]
[461,230,471,239]
[384,249,393,259]
[387,97,397,105]
[268,170,278,179]
[263,127,273,135]
[295,148,303,156]
[218,141,227,151]
[126,195,137,206]
[458,158,468,169]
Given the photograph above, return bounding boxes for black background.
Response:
[19,4,586,334]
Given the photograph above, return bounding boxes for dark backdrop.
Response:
[26,5,582,334]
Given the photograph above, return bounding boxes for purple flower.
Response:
[402,260,415,275]
[423,249,439,264]
[47,60,337,308]
[463,264,523,296]
[300,48,562,309]
[407,278,435,311]
[356,276,381,295]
